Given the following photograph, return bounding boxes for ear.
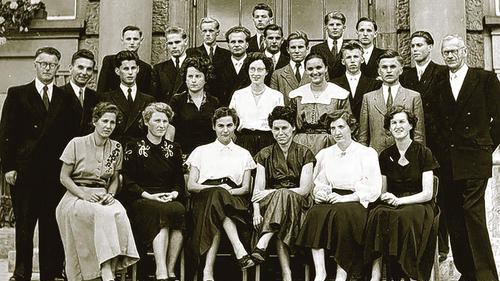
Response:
[115,67,120,77]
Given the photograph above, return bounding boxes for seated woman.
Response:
[56,102,139,281]
[251,106,315,281]
[289,53,351,155]
[229,52,284,156]
[121,102,186,281]
[295,110,382,281]
[186,107,257,281]
[364,106,439,281]
[170,56,219,155]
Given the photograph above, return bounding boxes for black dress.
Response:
[364,141,439,280]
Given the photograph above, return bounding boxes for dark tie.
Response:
[295,62,301,82]
[386,87,393,109]
[331,40,338,60]
[209,46,214,62]
[42,85,49,111]
[259,36,265,52]
[175,56,180,70]
[127,87,133,103]
[78,88,84,107]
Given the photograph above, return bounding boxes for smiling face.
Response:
[253,9,272,31]
[287,38,308,63]
[115,60,139,87]
[213,115,236,145]
[342,48,363,75]
[325,18,345,40]
[305,57,327,85]
[121,30,143,52]
[248,59,268,84]
[94,112,117,139]
[330,117,352,145]
[146,111,169,139]
[271,119,295,146]
[378,57,403,85]
[411,36,432,64]
[389,112,412,140]
[70,57,94,87]
[34,53,59,84]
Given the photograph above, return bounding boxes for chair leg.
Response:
[304,264,310,281]
[255,264,260,281]
[242,269,248,281]
[180,249,185,281]
[132,263,137,281]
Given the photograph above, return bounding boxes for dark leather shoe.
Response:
[9,276,26,281]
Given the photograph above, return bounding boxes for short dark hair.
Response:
[268,106,296,128]
[377,49,404,67]
[252,3,273,18]
[225,26,251,42]
[212,107,239,128]
[71,49,96,66]
[92,102,123,125]
[287,31,309,47]
[35,47,61,61]
[114,50,139,68]
[323,110,358,134]
[180,56,215,87]
[263,24,283,38]
[324,11,346,25]
[356,17,378,31]
[304,52,327,67]
[383,105,418,138]
[411,30,434,45]
[341,40,364,57]
[141,102,174,129]
[243,52,274,78]
[122,25,142,37]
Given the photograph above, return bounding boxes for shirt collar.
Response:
[231,54,247,64]
[363,44,374,55]
[69,81,85,98]
[265,50,281,59]
[345,72,361,80]
[35,78,54,94]
[327,37,343,52]
[450,64,468,79]
[203,43,217,53]
[187,92,207,105]
[415,59,431,74]
[382,83,400,95]
[290,60,304,70]
[119,83,137,99]
[214,139,236,151]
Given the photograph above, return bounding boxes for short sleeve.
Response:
[420,145,439,172]
[378,150,390,176]
[243,150,257,170]
[254,146,271,167]
[302,147,316,166]
[60,138,76,165]
[185,146,201,169]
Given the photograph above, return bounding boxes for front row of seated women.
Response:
[56,101,439,281]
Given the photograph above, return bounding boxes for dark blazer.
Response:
[217,58,250,106]
[248,34,288,55]
[400,61,447,106]
[60,83,99,137]
[428,68,500,179]
[151,59,187,103]
[310,41,345,80]
[0,81,73,184]
[265,52,290,86]
[331,74,381,120]
[97,54,152,95]
[98,89,156,144]
[361,47,385,78]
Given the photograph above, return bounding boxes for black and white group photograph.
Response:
[0,1,499,281]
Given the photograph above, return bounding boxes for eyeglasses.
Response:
[249,67,266,73]
[35,61,59,69]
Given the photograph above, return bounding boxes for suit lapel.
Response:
[373,88,387,115]
[27,82,48,119]
[353,75,368,109]
[393,86,407,106]
[282,64,299,89]
[452,69,476,124]
[111,89,130,118]
[125,93,146,130]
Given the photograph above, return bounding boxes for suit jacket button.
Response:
[467,112,471,115]
[34,125,38,128]
[450,144,455,148]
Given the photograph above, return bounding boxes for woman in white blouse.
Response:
[229,52,284,155]
[186,107,257,281]
[295,110,382,281]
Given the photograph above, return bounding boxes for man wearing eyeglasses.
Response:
[0,47,73,281]
[428,34,500,281]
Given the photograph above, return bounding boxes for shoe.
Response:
[251,247,267,264]
[9,275,26,281]
[236,254,255,269]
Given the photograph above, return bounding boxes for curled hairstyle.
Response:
[180,56,215,85]
[35,47,61,61]
[287,31,309,47]
[356,17,378,31]
[243,52,274,77]
[252,3,273,18]
[225,26,251,42]
[141,102,174,128]
[383,105,418,138]
[114,50,139,68]
[122,25,142,37]
[324,11,346,25]
[268,106,296,128]
[212,107,239,128]
[377,49,404,67]
[71,49,95,66]
[322,110,359,137]
[92,102,123,125]
[411,31,434,45]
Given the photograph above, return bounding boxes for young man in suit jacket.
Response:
[310,11,347,80]
[332,41,381,120]
[359,50,425,154]
[62,49,100,137]
[356,17,385,79]
[151,26,188,103]
[99,50,156,145]
[97,25,152,95]
[248,3,273,53]
[0,47,72,281]
[428,35,500,281]
[270,31,311,105]
[263,24,290,83]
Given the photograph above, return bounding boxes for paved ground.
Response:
[0,259,41,281]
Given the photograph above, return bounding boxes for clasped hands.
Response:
[314,190,348,204]
[81,192,115,205]
[149,192,178,203]
[380,192,400,207]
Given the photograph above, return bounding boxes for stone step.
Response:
[0,228,14,259]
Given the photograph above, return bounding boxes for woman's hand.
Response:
[381,192,399,206]
[100,193,115,205]
[149,193,171,203]
[327,192,344,204]
[218,183,233,191]
[314,191,328,204]
[253,209,263,230]
[252,189,274,203]
[81,192,102,203]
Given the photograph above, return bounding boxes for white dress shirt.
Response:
[362,45,375,63]
[70,81,85,100]
[203,43,217,55]
[327,37,343,54]
[382,84,400,105]
[35,78,54,101]
[449,64,468,100]
[415,59,431,81]
[345,72,361,96]
[265,50,281,69]
[290,61,305,77]
[231,54,247,74]
[120,84,137,101]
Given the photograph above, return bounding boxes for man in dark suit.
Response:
[310,11,347,80]
[61,49,100,137]
[0,47,72,281]
[99,51,156,144]
[429,35,500,281]
[332,41,381,120]
[263,24,290,75]
[97,25,152,95]
[248,3,272,53]
[151,26,188,103]
[186,17,230,98]
[217,26,252,106]
[356,17,385,78]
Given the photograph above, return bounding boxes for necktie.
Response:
[417,69,423,81]
[271,55,277,70]
[127,87,133,103]
[209,46,214,62]
[331,40,338,60]
[175,56,180,70]
[295,62,301,82]
[386,86,393,109]
[78,88,84,107]
[42,85,49,111]
[259,36,265,52]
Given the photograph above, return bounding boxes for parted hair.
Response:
[71,49,96,66]
[35,47,61,61]
[287,31,309,47]
[121,25,142,37]
[114,50,139,68]
[225,26,251,42]
[243,52,274,74]
[212,107,239,128]
[324,11,346,25]
[411,31,434,45]
[252,3,273,18]
[263,24,283,38]
[268,106,296,128]
[356,17,378,31]
[304,52,327,67]
[141,102,174,128]
[376,49,404,67]
[341,40,364,56]
[92,102,123,125]
[165,26,187,40]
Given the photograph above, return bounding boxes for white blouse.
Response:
[229,86,284,131]
[313,141,382,207]
[186,140,257,185]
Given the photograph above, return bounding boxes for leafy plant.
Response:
[0,0,46,45]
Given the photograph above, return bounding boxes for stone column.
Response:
[410,0,466,64]
[486,16,500,77]
[98,0,153,66]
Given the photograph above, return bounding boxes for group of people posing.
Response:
[1,3,500,281]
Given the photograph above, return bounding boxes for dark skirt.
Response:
[254,189,313,248]
[295,202,368,276]
[236,129,274,156]
[188,187,251,262]
[364,201,436,280]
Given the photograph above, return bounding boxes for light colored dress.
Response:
[56,134,139,281]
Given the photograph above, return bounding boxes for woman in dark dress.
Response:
[122,102,186,281]
[365,106,439,281]
[251,106,315,281]
[170,56,219,154]
[295,110,382,281]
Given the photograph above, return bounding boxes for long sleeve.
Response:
[270,72,279,91]
[312,150,333,198]
[354,147,382,207]
[359,95,369,146]
[413,94,426,146]
[122,143,144,199]
[151,65,162,101]
[0,88,19,172]
[172,145,186,203]
[97,56,114,94]
[486,71,500,147]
